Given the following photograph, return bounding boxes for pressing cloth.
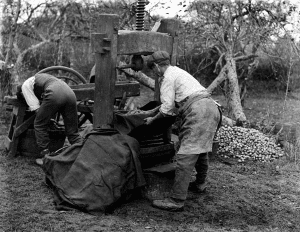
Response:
[43,128,145,214]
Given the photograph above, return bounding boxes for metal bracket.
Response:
[92,33,112,54]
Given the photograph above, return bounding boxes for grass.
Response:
[0,88,300,231]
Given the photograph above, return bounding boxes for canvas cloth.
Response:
[113,101,176,142]
[43,128,145,214]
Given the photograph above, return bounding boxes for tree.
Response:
[179,0,299,123]
[0,0,21,99]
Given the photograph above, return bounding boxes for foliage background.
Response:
[1,0,300,120]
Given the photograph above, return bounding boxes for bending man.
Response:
[18,73,83,164]
[145,51,221,211]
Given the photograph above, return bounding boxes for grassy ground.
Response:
[0,89,300,232]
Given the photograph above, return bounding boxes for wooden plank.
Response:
[4,136,12,151]
[72,88,94,101]
[117,30,173,55]
[7,114,16,140]
[8,105,27,157]
[140,143,174,155]
[14,114,36,138]
[155,18,180,37]
[72,82,140,101]
[70,83,94,89]
[70,80,138,89]
[4,96,28,107]
[151,20,161,32]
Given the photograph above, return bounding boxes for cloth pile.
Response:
[43,128,145,214]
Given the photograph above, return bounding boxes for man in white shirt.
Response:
[17,73,83,164]
[145,51,221,211]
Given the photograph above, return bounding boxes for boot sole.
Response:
[152,204,184,212]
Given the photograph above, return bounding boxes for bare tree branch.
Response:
[118,60,155,91]
[14,40,51,75]
[213,52,225,73]
[207,64,228,94]
[234,54,258,62]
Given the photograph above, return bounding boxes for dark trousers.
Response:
[170,153,208,200]
[34,80,82,151]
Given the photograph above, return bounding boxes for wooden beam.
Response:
[70,83,94,89]
[71,82,140,101]
[117,30,173,55]
[155,18,180,37]
[92,14,119,128]
[4,96,28,107]
[13,114,36,137]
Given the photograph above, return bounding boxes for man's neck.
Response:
[160,65,170,74]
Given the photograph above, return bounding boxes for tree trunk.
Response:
[0,0,21,100]
[0,2,5,101]
[70,43,76,70]
[120,68,155,91]
[225,53,246,122]
[57,13,67,66]
[0,2,4,59]
[4,0,21,65]
[239,59,259,106]
[207,64,227,94]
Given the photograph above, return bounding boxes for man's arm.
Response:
[21,76,40,111]
[144,110,171,125]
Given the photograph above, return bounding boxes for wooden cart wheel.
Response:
[37,66,87,85]
[37,66,91,128]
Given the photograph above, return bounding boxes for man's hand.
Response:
[144,117,154,125]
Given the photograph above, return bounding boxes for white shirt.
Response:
[159,66,206,115]
[21,76,40,111]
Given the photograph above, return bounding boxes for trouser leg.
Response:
[60,85,82,145]
[34,92,59,151]
[194,153,209,185]
[170,153,199,201]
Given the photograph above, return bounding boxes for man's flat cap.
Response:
[147,51,170,68]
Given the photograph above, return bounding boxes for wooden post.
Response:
[92,14,119,128]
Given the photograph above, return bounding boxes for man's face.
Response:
[151,63,162,77]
